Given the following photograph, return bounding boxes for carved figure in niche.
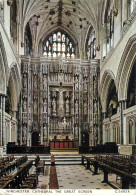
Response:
[28,104,31,113]
[43,99,47,113]
[68,74,71,82]
[43,75,47,90]
[94,127,98,141]
[34,99,37,113]
[65,74,68,82]
[23,125,27,138]
[66,98,69,114]
[75,77,79,90]
[94,102,97,113]
[23,99,27,112]
[94,76,98,97]
[33,75,38,89]
[84,101,88,114]
[75,100,78,114]
[84,78,87,91]
[23,74,27,88]
[52,98,56,114]
[75,126,78,138]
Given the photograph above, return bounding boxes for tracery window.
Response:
[87,31,96,60]
[43,31,75,58]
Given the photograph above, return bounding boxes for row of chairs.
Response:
[0,155,27,178]
[0,157,34,189]
[95,154,136,174]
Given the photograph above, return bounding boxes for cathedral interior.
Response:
[0,0,136,190]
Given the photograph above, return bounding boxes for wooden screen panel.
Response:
[64,142,68,148]
[69,142,73,148]
[60,142,64,148]
[55,142,59,148]
[50,142,55,149]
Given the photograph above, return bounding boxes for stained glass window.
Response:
[57,32,61,42]
[43,31,75,58]
[53,43,57,51]
[62,34,65,42]
[53,34,57,41]
[62,43,65,52]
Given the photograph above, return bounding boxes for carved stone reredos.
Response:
[20,57,100,146]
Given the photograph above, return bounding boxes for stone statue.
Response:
[84,78,87,91]
[94,102,97,113]
[43,99,47,113]
[75,77,79,90]
[75,100,78,114]
[52,98,56,114]
[66,99,69,114]
[23,125,27,137]
[84,101,88,114]
[23,74,27,88]
[23,99,27,112]
[75,126,78,138]
[34,75,37,89]
[43,75,47,89]
[34,99,37,113]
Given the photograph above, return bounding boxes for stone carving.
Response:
[66,98,69,114]
[33,75,38,89]
[75,126,78,138]
[75,76,79,90]
[75,100,78,114]
[93,76,98,98]
[52,98,56,115]
[84,101,88,115]
[20,58,99,147]
[23,74,27,88]
[43,99,47,113]
[23,99,27,112]
[34,99,38,113]
[94,101,98,124]
[84,78,88,91]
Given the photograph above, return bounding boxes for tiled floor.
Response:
[27,164,122,189]
[55,165,119,189]
[37,166,50,189]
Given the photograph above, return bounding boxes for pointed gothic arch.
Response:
[0,33,9,95]
[100,69,116,113]
[116,34,136,101]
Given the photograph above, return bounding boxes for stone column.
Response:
[119,101,123,144]
[0,95,5,146]
[132,121,135,144]
[103,125,106,144]
[123,115,127,145]
[110,123,114,142]
[0,95,3,145]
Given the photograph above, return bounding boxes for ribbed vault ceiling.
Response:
[17,0,104,53]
